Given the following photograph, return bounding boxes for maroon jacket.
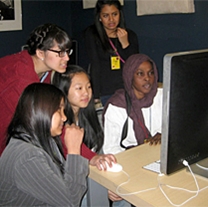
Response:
[61,128,96,160]
[0,50,51,155]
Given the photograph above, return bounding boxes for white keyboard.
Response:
[143,160,161,174]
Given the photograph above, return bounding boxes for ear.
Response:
[36,49,45,60]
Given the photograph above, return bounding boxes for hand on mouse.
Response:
[90,154,117,171]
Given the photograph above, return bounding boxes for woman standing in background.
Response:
[84,0,139,106]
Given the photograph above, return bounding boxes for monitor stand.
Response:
[187,158,208,179]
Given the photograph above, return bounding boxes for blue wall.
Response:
[124,0,208,81]
[0,0,72,57]
[1,0,208,82]
[71,0,208,82]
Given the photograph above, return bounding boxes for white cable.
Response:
[116,170,157,196]
[157,160,203,207]
[115,161,208,206]
[196,163,208,171]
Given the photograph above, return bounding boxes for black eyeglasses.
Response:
[47,49,73,58]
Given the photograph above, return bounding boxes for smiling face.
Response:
[43,42,70,73]
[100,4,120,35]
[132,61,155,100]
[50,98,67,137]
[67,72,92,114]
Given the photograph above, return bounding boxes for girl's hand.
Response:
[108,190,123,201]
[64,123,84,155]
[116,27,129,49]
[145,132,161,146]
[89,154,116,170]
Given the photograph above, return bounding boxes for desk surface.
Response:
[89,144,208,207]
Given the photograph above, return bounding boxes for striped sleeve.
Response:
[14,149,89,206]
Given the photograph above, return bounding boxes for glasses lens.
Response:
[68,49,73,56]
[59,49,73,58]
[59,51,66,58]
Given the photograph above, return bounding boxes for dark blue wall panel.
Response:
[1,0,208,82]
[0,0,72,57]
[70,0,208,82]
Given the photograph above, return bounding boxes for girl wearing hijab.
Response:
[103,53,162,154]
[103,53,162,205]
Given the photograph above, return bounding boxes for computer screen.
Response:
[161,49,208,175]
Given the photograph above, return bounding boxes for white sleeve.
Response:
[103,104,137,154]
[142,88,163,136]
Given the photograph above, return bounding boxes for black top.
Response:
[84,26,139,98]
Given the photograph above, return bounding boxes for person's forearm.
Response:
[81,143,96,160]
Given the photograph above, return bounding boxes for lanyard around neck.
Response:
[40,71,49,82]
[109,39,125,63]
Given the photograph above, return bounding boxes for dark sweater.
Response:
[84,26,139,98]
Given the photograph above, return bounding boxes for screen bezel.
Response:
[161,49,208,175]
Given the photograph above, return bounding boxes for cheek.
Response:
[101,19,108,26]
[151,76,155,83]
[50,115,57,136]
[116,15,120,22]
[68,92,80,105]
[89,90,92,99]
[45,56,59,70]
[132,78,142,90]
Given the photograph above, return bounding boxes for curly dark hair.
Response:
[26,23,72,55]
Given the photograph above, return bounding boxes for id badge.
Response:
[111,56,120,70]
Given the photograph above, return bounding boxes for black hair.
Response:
[52,65,104,153]
[26,23,72,55]
[7,83,67,173]
[93,0,125,52]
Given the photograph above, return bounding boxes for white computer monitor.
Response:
[161,49,208,176]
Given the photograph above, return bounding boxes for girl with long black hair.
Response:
[0,83,88,206]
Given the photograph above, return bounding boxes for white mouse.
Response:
[101,162,123,172]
